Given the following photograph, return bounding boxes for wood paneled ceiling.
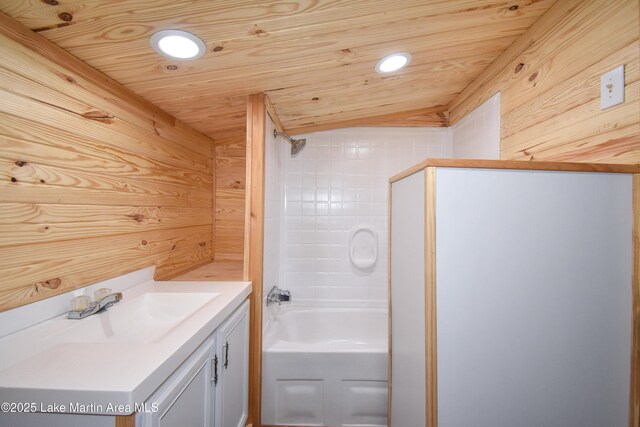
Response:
[0,0,557,140]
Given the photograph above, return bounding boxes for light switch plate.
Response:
[600,65,624,110]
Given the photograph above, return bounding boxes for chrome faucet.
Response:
[267,286,291,306]
[68,292,123,319]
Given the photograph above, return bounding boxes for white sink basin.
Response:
[0,270,252,416]
[59,292,219,344]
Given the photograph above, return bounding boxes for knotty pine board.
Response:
[0,23,215,311]
[448,0,640,164]
[214,136,247,266]
[0,1,555,138]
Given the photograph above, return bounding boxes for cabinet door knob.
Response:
[224,341,230,369]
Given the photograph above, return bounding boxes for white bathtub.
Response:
[262,307,388,427]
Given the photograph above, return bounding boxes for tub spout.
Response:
[267,286,292,306]
[279,290,291,303]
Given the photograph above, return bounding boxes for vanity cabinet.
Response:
[214,299,249,427]
[141,337,216,427]
[141,300,249,427]
[389,160,638,427]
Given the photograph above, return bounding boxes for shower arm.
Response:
[273,130,293,143]
[274,129,306,156]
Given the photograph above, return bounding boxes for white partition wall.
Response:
[389,160,639,427]
[390,170,426,427]
[436,168,632,427]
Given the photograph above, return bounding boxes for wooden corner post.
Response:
[425,167,438,427]
[245,93,266,426]
[630,174,639,427]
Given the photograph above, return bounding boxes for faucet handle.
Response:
[94,287,112,301]
[70,295,91,312]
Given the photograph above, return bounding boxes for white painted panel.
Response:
[275,380,324,425]
[261,307,388,426]
[341,380,388,426]
[157,362,208,427]
[143,337,213,427]
[216,300,249,427]
[436,168,632,427]
[390,170,425,426]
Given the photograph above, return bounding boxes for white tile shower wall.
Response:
[451,92,500,160]
[263,114,284,327]
[283,127,452,305]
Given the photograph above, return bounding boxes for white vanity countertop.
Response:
[0,277,251,415]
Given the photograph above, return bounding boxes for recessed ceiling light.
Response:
[150,30,206,60]
[375,52,412,74]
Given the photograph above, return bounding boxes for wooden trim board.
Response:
[212,142,217,262]
[631,174,640,427]
[261,425,324,427]
[387,182,393,426]
[244,93,267,426]
[115,414,136,427]
[390,158,640,183]
[424,167,438,427]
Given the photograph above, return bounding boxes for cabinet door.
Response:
[214,300,249,427]
[143,337,216,427]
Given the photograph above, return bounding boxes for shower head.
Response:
[290,138,306,156]
[274,130,306,156]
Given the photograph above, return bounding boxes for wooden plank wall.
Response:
[0,17,215,311]
[214,135,247,267]
[448,0,640,164]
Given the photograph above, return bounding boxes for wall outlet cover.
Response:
[600,65,624,110]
